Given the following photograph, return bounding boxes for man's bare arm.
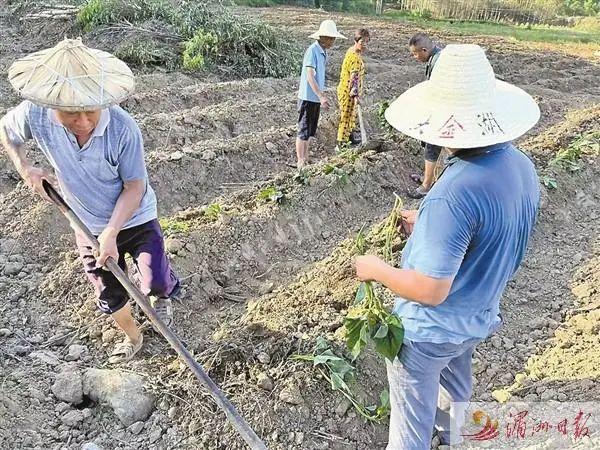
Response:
[0,123,55,201]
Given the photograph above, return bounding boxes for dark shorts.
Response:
[297,99,321,141]
[421,141,442,162]
[75,219,180,314]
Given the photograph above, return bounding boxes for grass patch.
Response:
[384,10,600,44]
[551,130,600,171]
[204,203,223,221]
[77,0,301,77]
[257,185,285,203]
[159,217,192,235]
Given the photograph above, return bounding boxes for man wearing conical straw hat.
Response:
[0,39,181,364]
[355,44,540,449]
[296,19,346,168]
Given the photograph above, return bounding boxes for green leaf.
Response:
[327,358,355,381]
[330,371,349,391]
[373,322,389,339]
[354,282,367,304]
[314,337,331,353]
[372,315,404,361]
[344,316,368,360]
[379,388,390,407]
[313,350,343,366]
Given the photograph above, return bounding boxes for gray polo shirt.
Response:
[0,101,157,234]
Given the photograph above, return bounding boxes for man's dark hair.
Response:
[409,33,433,49]
[354,28,370,43]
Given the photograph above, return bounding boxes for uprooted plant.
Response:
[344,195,405,361]
[292,337,390,422]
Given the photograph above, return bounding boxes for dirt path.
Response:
[0,4,599,450]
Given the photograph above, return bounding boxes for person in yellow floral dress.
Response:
[336,28,370,149]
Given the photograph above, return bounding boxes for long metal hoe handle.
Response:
[41,180,267,450]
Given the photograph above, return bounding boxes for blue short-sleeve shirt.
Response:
[298,41,327,103]
[394,143,540,344]
[0,101,157,234]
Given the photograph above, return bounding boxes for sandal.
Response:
[409,173,423,184]
[108,334,144,364]
[150,297,173,328]
[407,185,430,200]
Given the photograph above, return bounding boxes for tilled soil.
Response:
[0,4,599,450]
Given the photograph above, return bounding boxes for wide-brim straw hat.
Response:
[8,38,135,112]
[309,19,346,40]
[385,44,540,148]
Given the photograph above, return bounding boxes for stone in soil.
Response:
[65,344,88,361]
[335,399,351,417]
[101,329,117,344]
[30,349,60,366]
[61,410,84,427]
[165,238,184,254]
[279,383,304,405]
[52,367,83,405]
[128,421,145,435]
[83,368,155,426]
[257,372,275,391]
[3,261,23,276]
[257,351,271,364]
[81,443,103,450]
[148,427,163,444]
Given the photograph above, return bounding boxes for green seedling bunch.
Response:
[344,197,405,361]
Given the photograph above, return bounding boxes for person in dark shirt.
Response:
[408,33,443,199]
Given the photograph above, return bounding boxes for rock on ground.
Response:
[52,367,83,405]
[82,368,155,426]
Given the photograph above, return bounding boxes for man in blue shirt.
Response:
[1,39,180,364]
[296,20,345,168]
[356,44,541,449]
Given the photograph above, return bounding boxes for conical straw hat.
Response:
[8,38,135,111]
[385,44,540,148]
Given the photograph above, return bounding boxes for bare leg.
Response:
[296,137,309,167]
[111,303,142,344]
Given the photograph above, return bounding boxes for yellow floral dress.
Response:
[337,47,366,144]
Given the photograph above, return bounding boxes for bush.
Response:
[77,0,301,78]
[182,30,219,71]
[114,37,179,69]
